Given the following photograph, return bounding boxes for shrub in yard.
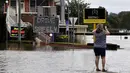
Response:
[56,35,68,42]
[25,26,34,40]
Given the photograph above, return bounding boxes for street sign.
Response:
[34,17,59,33]
[69,17,77,25]
[10,26,25,38]
[69,17,73,24]
[84,8,106,23]
[74,18,77,24]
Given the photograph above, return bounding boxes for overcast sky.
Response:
[85,0,130,13]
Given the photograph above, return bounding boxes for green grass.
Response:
[21,43,34,51]
[8,40,33,44]
[50,42,89,46]
[51,42,82,45]
[0,40,34,50]
[8,40,34,50]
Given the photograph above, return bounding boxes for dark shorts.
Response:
[94,47,106,57]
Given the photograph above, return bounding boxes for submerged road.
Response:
[0,45,129,73]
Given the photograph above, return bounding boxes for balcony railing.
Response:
[38,32,51,44]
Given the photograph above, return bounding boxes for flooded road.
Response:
[0,46,129,73]
[1,35,130,73]
[0,49,95,73]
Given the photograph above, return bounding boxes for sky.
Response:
[85,0,130,13]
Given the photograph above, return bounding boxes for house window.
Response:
[21,2,25,12]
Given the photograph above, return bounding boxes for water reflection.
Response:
[0,39,130,73]
[0,43,6,50]
[35,45,53,51]
[0,51,7,72]
[7,43,34,51]
[0,43,130,72]
[5,43,75,51]
[35,45,74,51]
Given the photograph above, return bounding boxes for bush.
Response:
[55,35,68,42]
[25,26,34,40]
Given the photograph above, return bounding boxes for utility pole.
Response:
[17,0,21,48]
[78,0,79,25]
[35,0,37,12]
[68,5,69,43]
[5,0,9,50]
[60,0,65,24]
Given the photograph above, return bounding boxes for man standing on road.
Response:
[92,24,110,72]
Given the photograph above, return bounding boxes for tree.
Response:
[118,11,130,29]
[107,11,130,30]
[25,26,34,40]
[107,13,120,28]
[66,0,90,25]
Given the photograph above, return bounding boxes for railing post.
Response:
[16,0,21,48]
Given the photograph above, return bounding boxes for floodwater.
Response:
[0,36,130,73]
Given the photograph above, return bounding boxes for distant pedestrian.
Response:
[92,24,110,72]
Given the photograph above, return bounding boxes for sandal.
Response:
[96,69,101,71]
[102,69,107,72]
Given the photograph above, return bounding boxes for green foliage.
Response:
[107,13,120,28]
[87,24,93,32]
[66,0,90,25]
[22,43,33,51]
[119,12,130,29]
[58,35,68,39]
[25,26,34,40]
[0,43,6,50]
[55,35,68,42]
[107,11,130,30]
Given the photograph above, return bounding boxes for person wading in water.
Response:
[92,24,110,72]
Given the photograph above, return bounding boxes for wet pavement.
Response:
[0,45,130,73]
[106,49,130,73]
[1,36,130,73]
[0,49,95,73]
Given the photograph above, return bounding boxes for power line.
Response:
[39,0,46,6]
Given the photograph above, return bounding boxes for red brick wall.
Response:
[21,14,36,25]
[24,0,29,12]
